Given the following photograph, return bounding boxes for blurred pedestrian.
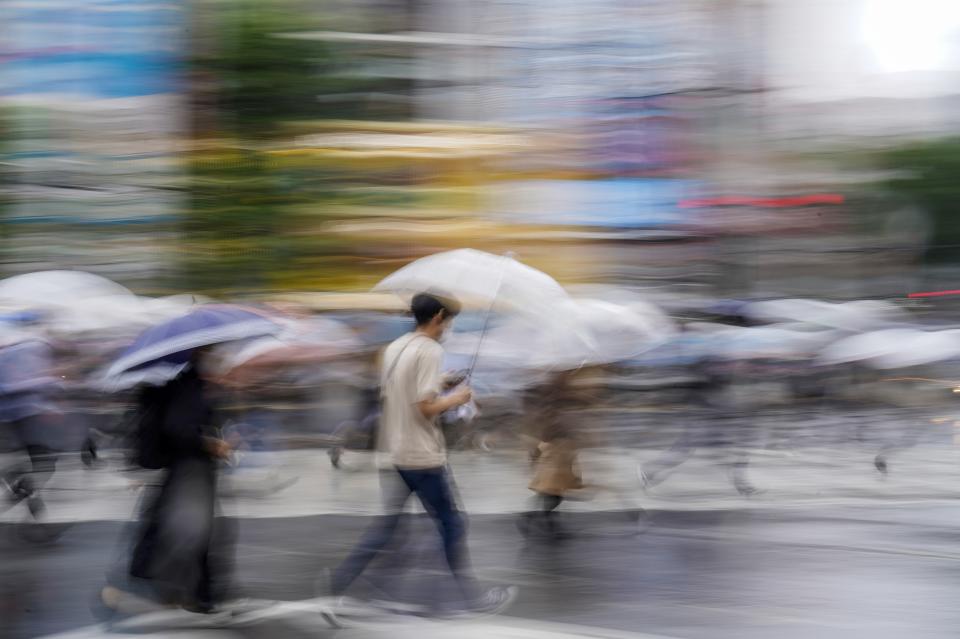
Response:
[329,355,381,469]
[99,347,234,616]
[520,416,583,539]
[0,335,64,520]
[517,370,600,539]
[639,357,760,496]
[330,292,516,616]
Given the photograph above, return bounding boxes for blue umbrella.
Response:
[105,305,282,380]
[705,299,750,318]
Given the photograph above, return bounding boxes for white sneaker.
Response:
[443,586,518,619]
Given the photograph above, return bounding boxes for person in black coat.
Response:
[100,349,233,615]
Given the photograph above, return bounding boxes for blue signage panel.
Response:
[498,178,701,228]
[1,0,182,98]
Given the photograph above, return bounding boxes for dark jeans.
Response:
[2,415,58,499]
[332,466,474,600]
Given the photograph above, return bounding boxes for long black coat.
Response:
[129,366,225,608]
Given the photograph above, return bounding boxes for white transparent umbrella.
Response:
[49,295,202,337]
[709,325,835,361]
[567,299,675,364]
[0,271,206,339]
[0,270,134,308]
[819,328,960,369]
[445,298,673,371]
[873,330,960,369]
[373,249,570,313]
[747,299,907,331]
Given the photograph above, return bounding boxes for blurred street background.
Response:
[3,0,957,300]
[5,1,960,638]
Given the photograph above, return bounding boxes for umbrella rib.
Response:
[467,253,513,380]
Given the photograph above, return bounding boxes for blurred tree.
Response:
[183,1,357,293]
[191,1,329,139]
[188,0,413,139]
[881,138,960,261]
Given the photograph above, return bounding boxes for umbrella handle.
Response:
[466,251,514,380]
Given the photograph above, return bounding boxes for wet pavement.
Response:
[7,503,960,639]
[5,429,960,638]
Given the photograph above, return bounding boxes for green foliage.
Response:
[194,3,324,137]
[881,137,960,259]
[183,2,327,291]
[183,149,299,293]
[191,0,410,139]
[181,0,417,292]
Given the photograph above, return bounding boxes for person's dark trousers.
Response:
[519,493,564,538]
[2,416,58,499]
[332,465,474,600]
[129,484,164,582]
[129,457,219,609]
[540,493,563,533]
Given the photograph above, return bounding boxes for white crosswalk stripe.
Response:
[7,441,960,525]
[34,614,677,639]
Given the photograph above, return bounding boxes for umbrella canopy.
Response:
[707,325,835,361]
[0,338,61,399]
[444,316,588,372]
[555,299,674,365]
[704,299,752,319]
[0,270,134,308]
[873,330,960,369]
[561,287,681,342]
[48,294,202,338]
[0,271,208,340]
[445,298,673,371]
[104,305,282,382]
[818,328,960,369]
[626,332,713,366]
[373,249,570,313]
[0,326,48,351]
[215,316,362,374]
[747,299,907,331]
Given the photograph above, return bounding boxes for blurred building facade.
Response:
[0,0,958,299]
[0,0,186,291]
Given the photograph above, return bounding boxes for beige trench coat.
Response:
[529,438,583,496]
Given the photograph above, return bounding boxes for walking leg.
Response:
[331,469,412,594]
